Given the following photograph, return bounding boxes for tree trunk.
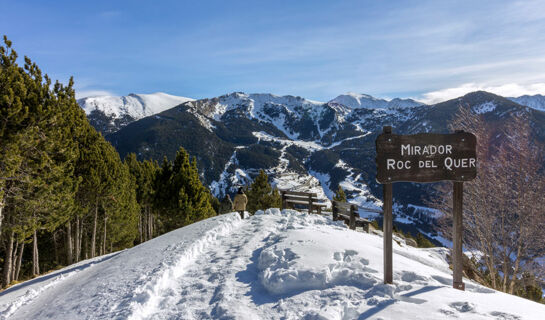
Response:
[53,230,59,264]
[0,198,3,239]
[75,216,80,262]
[33,230,40,276]
[78,222,84,262]
[11,241,19,281]
[2,231,14,288]
[148,209,153,239]
[91,203,98,258]
[15,241,24,281]
[103,215,107,255]
[83,232,88,260]
[139,211,143,243]
[509,243,523,294]
[66,221,73,265]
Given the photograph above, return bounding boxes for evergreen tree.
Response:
[333,185,347,202]
[245,170,281,213]
[416,233,435,248]
[1,36,84,285]
[125,154,159,242]
[155,148,215,231]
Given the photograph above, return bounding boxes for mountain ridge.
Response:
[77,92,193,134]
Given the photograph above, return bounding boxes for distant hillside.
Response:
[78,92,193,134]
[98,90,545,239]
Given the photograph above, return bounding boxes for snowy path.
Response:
[1,210,544,319]
[143,209,299,319]
[134,210,545,320]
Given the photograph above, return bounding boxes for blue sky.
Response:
[2,0,545,103]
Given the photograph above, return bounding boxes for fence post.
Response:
[349,204,357,230]
[332,201,338,221]
[281,191,286,210]
[308,193,313,214]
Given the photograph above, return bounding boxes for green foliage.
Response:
[236,145,280,170]
[333,186,346,202]
[515,273,544,303]
[0,37,223,288]
[154,147,216,231]
[416,233,435,248]
[245,170,281,213]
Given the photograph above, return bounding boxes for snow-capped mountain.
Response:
[78,92,193,134]
[329,92,424,109]
[508,94,545,111]
[1,209,543,319]
[101,90,545,242]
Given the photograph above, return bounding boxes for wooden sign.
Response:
[376,126,476,291]
[376,131,477,183]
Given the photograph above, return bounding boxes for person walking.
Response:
[233,187,248,219]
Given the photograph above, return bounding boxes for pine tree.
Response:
[1,36,85,285]
[246,170,281,213]
[333,185,346,202]
[155,148,215,231]
[125,154,159,242]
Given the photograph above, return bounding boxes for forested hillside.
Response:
[0,38,217,288]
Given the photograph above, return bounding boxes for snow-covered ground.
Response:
[1,209,543,319]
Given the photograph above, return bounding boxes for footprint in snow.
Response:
[401,271,428,283]
[449,301,475,313]
[489,311,521,320]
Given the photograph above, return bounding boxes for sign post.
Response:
[452,181,464,290]
[375,126,476,290]
[382,126,393,284]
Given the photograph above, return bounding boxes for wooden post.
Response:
[383,182,393,284]
[281,191,286,210]
[332,201,338,221]
[453,181,465,290]
[349,204,357,230]
[382,126,393,284]
[308,194,313,214]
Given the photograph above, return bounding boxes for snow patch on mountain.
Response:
[335,160,381,209]
[330,92,424,109]
[253,131,323,152]
[78,92,193,120]
[210,147,252,198]
[473,101,496,114]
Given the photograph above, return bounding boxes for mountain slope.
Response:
[509,94,545,111]
[104,91,545,242]
[0,210,543,319]
[78,92,193,134]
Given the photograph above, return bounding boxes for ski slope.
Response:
[1,209,543,319]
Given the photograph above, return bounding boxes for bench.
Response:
[331,200,371,232]
[280,190,328,214]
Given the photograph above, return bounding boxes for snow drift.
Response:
[1,209,543,319]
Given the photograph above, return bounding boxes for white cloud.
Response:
[418,83,545,104]
[75,89,115,99]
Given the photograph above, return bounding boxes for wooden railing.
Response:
[331,200,381,233]
[280,190,328,214]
